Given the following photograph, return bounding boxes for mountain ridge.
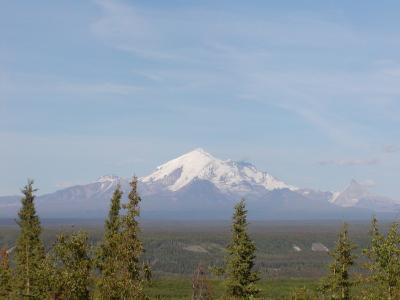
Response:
[0,149,399,219]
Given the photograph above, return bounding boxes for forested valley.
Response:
[1,179,400,299]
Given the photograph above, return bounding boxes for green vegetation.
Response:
[117,176,146,298]
[47,231,93,299]
[13,180,47,299]
[144,278,318,299]
[223,199,260,298]
[2,180,400,299]
[0,247,12,297]
[95,177,149,299]
[0,220,373,279]
[96,185,124,298]
[362,217,400,300]
[320,223,356,300]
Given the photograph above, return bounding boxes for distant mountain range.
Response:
[1,148,399,219]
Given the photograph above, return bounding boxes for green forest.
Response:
[1,178,400,299]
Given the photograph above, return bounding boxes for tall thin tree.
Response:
[224,199,260,299]
[321,223,356,300]
[0,247,12,298]
[13,180,47,299]
[119,176,146,299]
[97,185,125,299]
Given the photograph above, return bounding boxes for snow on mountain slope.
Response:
[330,179,400,212]
[141,148,296,193]
[95,175,123,192]
[330,179,368,207]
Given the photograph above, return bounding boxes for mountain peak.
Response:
[330,179,370,207]
[141,148,217,191]
[346,179,369,193]
[96,175,120,183]
[179,148,216,161]
[189,147,211,155]
[141,148,294,193]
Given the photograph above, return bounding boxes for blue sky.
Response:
[1,0,400,197]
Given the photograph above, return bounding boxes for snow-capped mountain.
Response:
[141,148,295,193]
[330,179,400,212]
[0,149,398,219]
[330,179,369,207]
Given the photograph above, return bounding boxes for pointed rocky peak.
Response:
[330,179,371,207]
[344,179,370,196]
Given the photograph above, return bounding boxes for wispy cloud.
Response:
[319,143,399,168]
[55,82,141,95]
[90,0,400,146]
[0,72,142,97]
[91,0,365,60]
[318,158,380,167]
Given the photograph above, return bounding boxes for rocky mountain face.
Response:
[0,149,398,219]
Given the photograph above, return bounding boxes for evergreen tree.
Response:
[321,223,356,300]
[104,185,123,243]
[48,231,93,300]
[0,247,12,298]
[13,180,47,299]
[96,185,125,299]
[224,199,260,299]
[363,217,400,300]
[118,176,145,299]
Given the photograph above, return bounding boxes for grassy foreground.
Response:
[145,277,318,299]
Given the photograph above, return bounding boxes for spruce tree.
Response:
[13,180,47,299]
[363,217,400,300]
[97,185,125,299]
[224,199,260,299]
[104,185,122,244]
[0,247,12,298]
[119,176,145,299]
[321,223,356,300]
[48,231,93,300]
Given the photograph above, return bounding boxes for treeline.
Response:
[0,179,400,300]
[0,178,151,299]
[0,179,258,300]
[317,218,400,300]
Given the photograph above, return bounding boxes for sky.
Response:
[1,0,400,197]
